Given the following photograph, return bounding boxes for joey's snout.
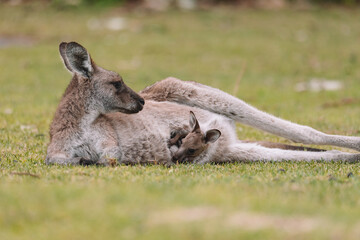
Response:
[172,149,186,163]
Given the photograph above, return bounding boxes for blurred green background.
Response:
[1,1,360,239]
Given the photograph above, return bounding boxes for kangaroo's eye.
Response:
[187,149,195,155]
[110,81,122,90]
[170,131,177,139]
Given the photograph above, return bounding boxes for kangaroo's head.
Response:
[59,42,144,114]
[172,111,221,163]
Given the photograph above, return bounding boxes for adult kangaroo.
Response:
[46,42,360,165]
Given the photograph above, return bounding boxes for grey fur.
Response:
[46,42,360,165]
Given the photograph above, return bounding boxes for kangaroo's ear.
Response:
[205,129,221,143]
[59,42,94,78]
[189,111,200,132]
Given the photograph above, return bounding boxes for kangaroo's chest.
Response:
[72,120,118,160]
[71,134,99,160]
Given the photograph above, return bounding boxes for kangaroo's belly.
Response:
[118,130,171,164]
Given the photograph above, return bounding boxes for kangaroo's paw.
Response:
[79,158,98,166]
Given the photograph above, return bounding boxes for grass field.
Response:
[2,3,360,239]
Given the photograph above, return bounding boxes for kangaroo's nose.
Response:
[139,97,145,106]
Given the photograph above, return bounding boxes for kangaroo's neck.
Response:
[49,76,100,140]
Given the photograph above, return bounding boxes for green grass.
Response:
[2,3,360,239]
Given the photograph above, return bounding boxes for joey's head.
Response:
[59,42,144,114]
[172,111,221,163]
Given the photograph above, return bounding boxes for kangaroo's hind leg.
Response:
[141,77,360,151]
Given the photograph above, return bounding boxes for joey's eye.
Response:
[110,81,122,90]
[187,149,195,155]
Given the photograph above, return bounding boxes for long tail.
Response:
[242,141,326,152]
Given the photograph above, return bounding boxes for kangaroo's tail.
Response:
[242,141,326,152]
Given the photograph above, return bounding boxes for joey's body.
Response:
[192,116,237,164]
[46,42,360,165]
[170,111,234,164]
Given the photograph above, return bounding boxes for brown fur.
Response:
[172,111,221,163]
[168,127,190,147]
[50,75,88,140]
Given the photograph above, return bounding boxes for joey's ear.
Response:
[59,42,94,78]
[205,129,221,143]
[189,111,200,132]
